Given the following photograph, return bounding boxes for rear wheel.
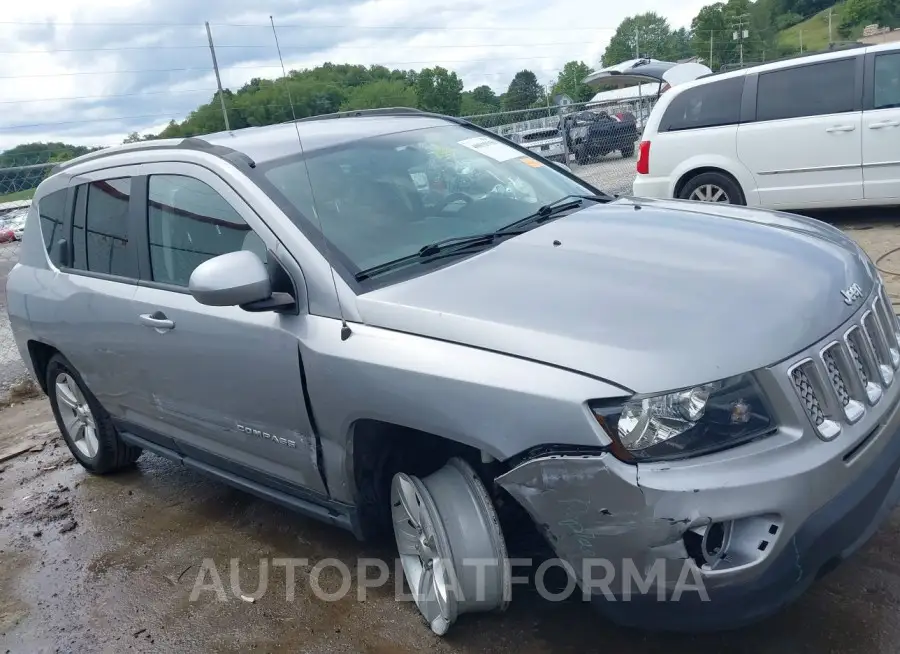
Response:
[46,354,141,474]
[678,171,745,205]
[391,457,510,635]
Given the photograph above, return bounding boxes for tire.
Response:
[678,171,745,205]
[46,354,141,474]
[574,144,589,165]
[621,143,635,158]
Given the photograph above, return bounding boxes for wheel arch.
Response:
[27,340,60,393]
[674,166,747,204]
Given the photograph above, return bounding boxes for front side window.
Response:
[660,77,744,131]
[83,178,132,276]
[257,124,593,278]
[874,53,900,110]
[147,175,266,287]
[756,58,857,121]
[37,190,67,264]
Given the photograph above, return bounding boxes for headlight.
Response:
[590,373,775,462]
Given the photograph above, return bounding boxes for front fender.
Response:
[298,317,629,504]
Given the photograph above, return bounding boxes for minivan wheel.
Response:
[46,354,141,474]
[679,172,745,205]
[391,457,510,636]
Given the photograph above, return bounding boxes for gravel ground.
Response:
[2,211,900,651]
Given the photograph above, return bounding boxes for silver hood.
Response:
[357,198,876,394]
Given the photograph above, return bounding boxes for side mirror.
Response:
[188,250,274,308]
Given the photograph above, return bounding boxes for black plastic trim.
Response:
[740,73,758,123]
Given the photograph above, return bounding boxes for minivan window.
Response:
[659,77,744,131]
[756,58,856,121]
[83,178,133,277]
[147,175,265,287]
[257,124,592,276]
[874,53,900,110]
[38,189,67,265]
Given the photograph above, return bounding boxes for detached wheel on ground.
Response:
[678,171,745,205]
[391,457,511,636]
[46,354,141,474]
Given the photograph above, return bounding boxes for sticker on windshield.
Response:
[457,136,521,162]
[519,157,544,168]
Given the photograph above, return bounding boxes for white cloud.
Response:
[0,0,709,151]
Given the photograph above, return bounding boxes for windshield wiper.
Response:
[355,230,527,281]
[497,193,610,233]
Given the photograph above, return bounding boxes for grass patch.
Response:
[0,188,35,204]
[778,3,866,53]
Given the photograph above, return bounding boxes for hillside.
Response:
[777,3,865,52]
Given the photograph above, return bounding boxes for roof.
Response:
[51,108,458,176]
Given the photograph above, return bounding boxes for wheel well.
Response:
[351,420,483,541]
[27,341,58,393]
[674,167,745,202]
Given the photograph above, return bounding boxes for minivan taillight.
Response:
[636,140,650,175]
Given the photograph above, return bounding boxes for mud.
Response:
[3,220,900,652]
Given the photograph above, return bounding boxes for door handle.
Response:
[825,125,856,133]
[869,120,900,129]
[139,312,175,332]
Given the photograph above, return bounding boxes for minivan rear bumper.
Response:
[631,175,671,198]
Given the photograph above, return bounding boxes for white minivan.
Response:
[632,42,900,210]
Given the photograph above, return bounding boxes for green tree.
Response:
[415,66,463,115]
[471,85,499,107]
[552,60,595,103]
[341,79,416,110]
[503,70,543,111]
[842,0,899,30]
[602,13,675,66]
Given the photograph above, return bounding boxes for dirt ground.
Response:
[4,219,900,653]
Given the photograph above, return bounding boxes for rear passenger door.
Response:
[736,56,864,209]
[127,162,326,497]
[49,169,146,420]
[862,50,900,200]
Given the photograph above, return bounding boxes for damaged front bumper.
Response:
[496,397,900,631]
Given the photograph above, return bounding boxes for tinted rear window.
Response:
[38,190,67,265]
[659,77,744,131]
[756,58,856,121]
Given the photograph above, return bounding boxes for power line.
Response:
[0,88,219,105]
[0,40,603,55]
[0,54,578,80]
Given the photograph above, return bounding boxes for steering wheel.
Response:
[434,192,474,214]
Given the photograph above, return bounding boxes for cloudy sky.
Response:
[0,0,709,151]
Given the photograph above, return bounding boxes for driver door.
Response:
[127,162,326,496]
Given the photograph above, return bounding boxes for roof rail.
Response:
[50,137,255,175]
[291,107,445,123]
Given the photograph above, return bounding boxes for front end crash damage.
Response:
[496,454,704,598]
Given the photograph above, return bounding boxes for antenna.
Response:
[270,16,352,341]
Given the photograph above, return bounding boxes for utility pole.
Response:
[635,27,640,59]
[800,29,804,53]
[709,30,714,70]
[731,14,750,68]
[828,8,833,45]
[205,22,231,132]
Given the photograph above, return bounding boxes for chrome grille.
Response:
[791,366,825,426]
[787,284,895,436]
[846,329,869,386]
[822,348,850,407]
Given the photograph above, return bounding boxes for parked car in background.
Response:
[561,110,639,164]
[0,221,15,243]
[5,209,28,240]
[507,127,566,163]
[9,108,900,638]
[633,42,900,209]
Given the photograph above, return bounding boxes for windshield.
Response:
[255,124,596,279]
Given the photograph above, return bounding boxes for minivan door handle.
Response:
[139,311,175,332]
[869,120,900,129]
[825,125,856,133]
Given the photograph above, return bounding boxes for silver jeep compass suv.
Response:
[8,108,900,635]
